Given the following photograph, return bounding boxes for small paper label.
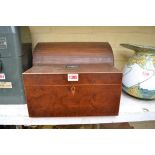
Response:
[0,82,12,88]
[68,74,79,81]
[0,73,5,80]
[142,71,150,77]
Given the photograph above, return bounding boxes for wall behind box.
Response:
[29,26,155,70]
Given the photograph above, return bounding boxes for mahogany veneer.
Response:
[23,42,122,117]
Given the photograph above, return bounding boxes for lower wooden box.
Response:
[23,64,122,117]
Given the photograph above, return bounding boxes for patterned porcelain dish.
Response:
[120,43,155,100]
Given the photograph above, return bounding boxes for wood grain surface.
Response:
[24,84,122,117]
[23,42,122,117]
[33,42,114,65]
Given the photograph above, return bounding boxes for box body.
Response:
[23,42,122,116]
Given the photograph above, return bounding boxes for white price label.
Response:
[0,82,12,88]
[0,73,5,80]
[68,74,79,81]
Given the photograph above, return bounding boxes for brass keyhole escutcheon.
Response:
[71,85,76,96]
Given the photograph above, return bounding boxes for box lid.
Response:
[33,42,114,66]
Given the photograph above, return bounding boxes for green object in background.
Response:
[0,26,32,104]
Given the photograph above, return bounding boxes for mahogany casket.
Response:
[23,42,122,117]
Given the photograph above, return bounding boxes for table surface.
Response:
[0,92,155,125]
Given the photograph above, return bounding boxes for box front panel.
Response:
[25,84,121,117]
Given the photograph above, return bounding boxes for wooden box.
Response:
[23,42,122,117]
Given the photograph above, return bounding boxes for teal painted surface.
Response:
[0,26,32,104]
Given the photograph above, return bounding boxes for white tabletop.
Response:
[0,92,155,125]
